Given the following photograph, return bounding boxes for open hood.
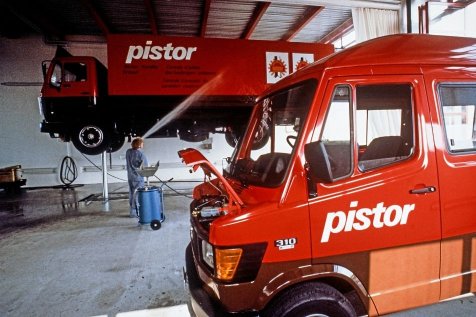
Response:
[178,148,244,208]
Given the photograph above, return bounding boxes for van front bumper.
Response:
[184,244,259,317]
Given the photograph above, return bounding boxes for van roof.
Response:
[266,34,476,94]
[324,34,476,68]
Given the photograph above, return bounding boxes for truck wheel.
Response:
[72,124,110,155]
[262,282,356,317]
[251,120,270,150]
[225,129,240,147]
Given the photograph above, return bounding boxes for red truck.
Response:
[39,35,333,155]
[180,34,476,316]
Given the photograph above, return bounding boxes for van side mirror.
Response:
[304,141,333,183]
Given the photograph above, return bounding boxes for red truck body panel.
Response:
[107,35,334,96]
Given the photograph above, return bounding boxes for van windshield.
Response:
[225,79,317,187]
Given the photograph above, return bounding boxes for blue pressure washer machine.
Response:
[134,162,165,230]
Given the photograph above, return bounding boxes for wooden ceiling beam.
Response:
[241,1,271,39]
[282,6,323,41]
[201,0,212,37]
[144,0,159,35]
[80,0,110,36]
[319,17,353,44]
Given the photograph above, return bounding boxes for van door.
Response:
[431,81,476,299]
[307,76,441,315]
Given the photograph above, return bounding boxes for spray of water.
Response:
[142,72,225,139]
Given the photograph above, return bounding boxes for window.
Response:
[226,80,316,187]
[357,84,414,171]
[318,85,352,179]
[439,84,476,153]
[332,29,356,51]
[64,63,87,82]
[50,63,62,86]
[419,1,476,37]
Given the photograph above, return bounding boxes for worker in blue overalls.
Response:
[126,137,148,218]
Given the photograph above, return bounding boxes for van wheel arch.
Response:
[261,281,357,317]
[260,275,367,317]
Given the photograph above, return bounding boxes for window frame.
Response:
[437,82,476,155]
[355,83,416,172]
[317,84,354,182]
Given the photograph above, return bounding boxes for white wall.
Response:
[0,36,236,187]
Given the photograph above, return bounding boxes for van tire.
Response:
[262,282,357,317]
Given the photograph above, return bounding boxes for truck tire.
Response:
[72,124,110,155]
[225,129,240,148]
[251,120,270,150]
[262,282,357,317]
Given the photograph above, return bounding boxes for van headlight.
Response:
[201,240,243,282]
[201,240,215,269]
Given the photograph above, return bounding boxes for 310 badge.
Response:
[275,238,297,250]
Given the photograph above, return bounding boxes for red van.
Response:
[180,34,476,317]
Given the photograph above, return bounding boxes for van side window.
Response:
[318,85,353,179]
[439,84,476,153]
[357,84,414,171]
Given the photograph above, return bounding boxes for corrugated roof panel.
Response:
[292,7,352,42]
[154,0,204,36]
[250,3,308,41]
[96,0,151,33]
[206,0,257,38]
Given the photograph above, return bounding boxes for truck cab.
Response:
[40,56,114,155]
[180,34,476,317]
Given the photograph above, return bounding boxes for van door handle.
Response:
[410,186,436,194]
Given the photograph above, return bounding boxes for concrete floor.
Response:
[0,183,475,317]
[0,183,193,317]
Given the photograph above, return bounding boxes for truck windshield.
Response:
[225,79,317,187]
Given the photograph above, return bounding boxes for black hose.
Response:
[60,156,78,185]
[154,176,193,199]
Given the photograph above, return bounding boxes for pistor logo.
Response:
[321,201,415,243]
[125,41,198,64]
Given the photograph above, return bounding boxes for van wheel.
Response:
[262,282,356,317]
[72,124,110,155]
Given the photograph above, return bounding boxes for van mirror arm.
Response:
[304,141,333,184]
[305,163,318,198]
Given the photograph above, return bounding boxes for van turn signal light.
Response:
[215,248,243,281]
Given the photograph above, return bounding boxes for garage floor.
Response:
[0,183,193,317]
[0,184,475,317]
